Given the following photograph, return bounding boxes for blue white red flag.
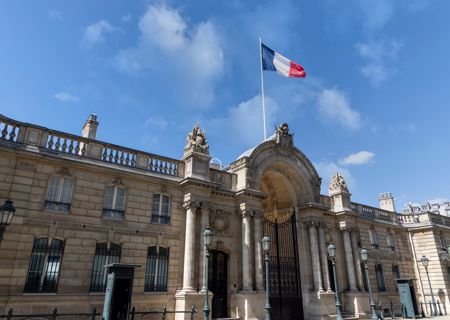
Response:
[261,43,306,78]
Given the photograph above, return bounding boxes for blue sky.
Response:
[1,0,449,210]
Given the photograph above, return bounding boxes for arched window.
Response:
[44,176,73,213]
[145,246,169,292]
[89,242,121,292]
[151,194,170,224]
[375,263,386,292]
[102,186,126,219]
[24,237,65,293]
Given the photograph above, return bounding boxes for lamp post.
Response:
[262,235,271,320]
[421,255,436,316]
[203,227,213,320]
[360,249,378,320]
[327,243,343,320]
[0,199,16,242]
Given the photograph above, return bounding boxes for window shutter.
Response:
[115,187,126,210]
[60,178,73,203]
[103,186,114,209]
[46,176,61,202]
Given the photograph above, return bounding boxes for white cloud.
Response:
[121,13,132,23]
[207,95,279,149]
[314,160,356,194]
[317,88,362,130]
[427,198,449,204]
[83,20,116,47]
[144,116,168,129]
[48,10,63,21]
[357,0,394,31]
[356,37,402,86]
[339,151,375,166]
[53,92,79,102]
[115,3,224,107]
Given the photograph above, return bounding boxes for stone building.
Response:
[0,113,449,319]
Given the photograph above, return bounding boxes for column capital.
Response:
[303,218,321,228]
[183,199,200,211]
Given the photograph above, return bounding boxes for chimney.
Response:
[82,114,99,139]
[379,192,396,212]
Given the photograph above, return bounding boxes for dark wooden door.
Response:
[209,250,228,318]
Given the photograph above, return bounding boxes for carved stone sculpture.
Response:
[328,172,349,193]
[184,123,209,153]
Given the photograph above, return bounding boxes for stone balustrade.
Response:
[396,211,450,227]
[0,114,183,177]
[351,202,397,222]
[209,168,236,189]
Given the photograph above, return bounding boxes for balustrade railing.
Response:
[351,202,397,223]
[0,114,183,177]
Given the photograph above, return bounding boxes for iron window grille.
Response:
[44,176,73,213]
[375,263,386,292]
[24,238,65,293]
[89,243,121,293]
[151,194,170,224]
[144,246,169,292]
[102,186,126,219]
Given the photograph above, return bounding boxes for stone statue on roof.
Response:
[328,172,349,193]
[184,123,209,154]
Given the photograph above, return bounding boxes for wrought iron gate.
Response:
[262,209,303,320]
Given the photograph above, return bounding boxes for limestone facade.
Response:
[0,114,449,320]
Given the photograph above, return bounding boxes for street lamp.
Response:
[360,249,378,320]
[327,243,343,320]
[203,227,213,320]
[0,199,16,242]
[421,255,436,316]
[262,235,271,320]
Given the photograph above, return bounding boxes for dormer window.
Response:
[44,176,73,213]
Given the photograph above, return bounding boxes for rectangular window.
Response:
[151,194,170,224]
[89,243,121,293]
[392,265,400,291]
[375,263,386,292]
[145,246,169,292]
[387,233,395,251]
[102,186,126,219]
[44,176,73,213]
[24,238,65,293]
[370,227,379,249]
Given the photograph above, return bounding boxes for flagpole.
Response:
[259,36,267,140]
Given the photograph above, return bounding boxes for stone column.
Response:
[241,209,253,291]
[254,211,264,291]
[182,200,198,292]
[318,223,331,292]
[200,203,210,291]
[351,229,364,291]
[342,227,358,291]
[309,221,323,291]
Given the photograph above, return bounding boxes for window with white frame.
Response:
[145,246,169,292]
[44,176,73,213]
[369,227,379,249]
[387,231,395,251]
[151,194,170,224]
[102,186,126,219]
[24,237,65,293]
[89,242,121,292]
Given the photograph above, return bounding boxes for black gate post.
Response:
[6,308,12,320]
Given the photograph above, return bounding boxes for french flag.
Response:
[261,43,306,78]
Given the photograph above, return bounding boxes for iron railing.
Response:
[1,306,197,320]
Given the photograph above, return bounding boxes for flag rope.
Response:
[259,36,267,140]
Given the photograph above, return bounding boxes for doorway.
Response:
[209,250,228,318]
